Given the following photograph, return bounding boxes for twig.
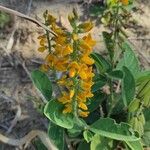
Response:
[6,17,18,54]
[0,130,58,150]
[0,91,14,103]
[115,80,121,94]
[6,105,21,134]
[0,5,57,37]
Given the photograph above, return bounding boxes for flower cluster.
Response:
[37,10,96,117]
[112,0,129,5]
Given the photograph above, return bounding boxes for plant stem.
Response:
[46,31,51,53]
[107,79,115,117]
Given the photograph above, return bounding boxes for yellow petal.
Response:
[38,46,46,52]
[121,0,128,5]
[47,14,56,24]
[69,62,79,70]
[79,110,89,117]
[63,104,72,114]
[69,68,76,78]
[40,64,49,72]
[82,33,96,47]
[78,21,93,33]
[62,45,73,56]
[81,55,94,65]
[78,102,88,110]
[69,89,75,99]
[72,33,78,41]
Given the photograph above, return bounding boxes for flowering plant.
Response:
[31,0,150,149]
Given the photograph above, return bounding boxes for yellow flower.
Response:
[63,104,72,114]
[81,81,93,90]
[120,0,128,5]
[47,14,56,24]
[62,45,73,56]
[78,64,94,80]
[37,35,46,40]
[81,55,94,65]
[69,89,75,99]
[38,46,47,52]
[78,21,93,33]
[77,93,86,103]
[79,110,89,117]
[40,38,46,46]
[54,57,69,71]
[51,23,65,35]
[57,75,67,85]
[69,68,76,78]
[69,61,79,70]
[78,102,88,110]
[68,61,79,78]
[58,92,71,104]
[79,41,91,52]
[54,36,67,45]
[72,33,78,41]
[40,64,49,72]
[82,33,96,48]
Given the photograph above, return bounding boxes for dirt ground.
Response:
[0,0,150,149]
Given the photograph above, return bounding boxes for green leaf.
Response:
[90,118,139,141]
[142,114,150,147]
[136,70,150,84]
[90,134,112,150]
[77,141,90,150]
[91,52,111,74]
[44,99,74,129]
[89,5,106,17]
[92,74,107,92]
[83,130,93,143]
[48,122,64,150]
[107,70,124,79]
[116,42,140,78]
[67,121,84,137]
[142,131,150,147]
[31,70,52,101]
[125,141,143,150]
[33,140,47,150]
[122,66,135,106]
[88,91,105,112]
[102,32,114,61]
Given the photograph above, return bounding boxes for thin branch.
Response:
[0,130,58,150]
[0,5,57,37]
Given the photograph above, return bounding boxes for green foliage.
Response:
[31,70,52,101]
[33,140,47,150]
[44,99,74,129]
[125,141,143,150]
[83,130,93,143]
[89,4,106,17]
[91,52,111,74]
[107,70,124,79]
[77,141,90,150]
[90,134,112,150]
[0,11,11,28]
[92,74,107,92]
[116,42,140,78]
[122,66,135,106]
[48,123,64,150]
[29,1,150,149]
[102,32,114,61]
[90,118,139,141]
[88,91,105,112]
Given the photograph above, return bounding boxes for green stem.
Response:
[46,30,51,53]
[107,79,116,117]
